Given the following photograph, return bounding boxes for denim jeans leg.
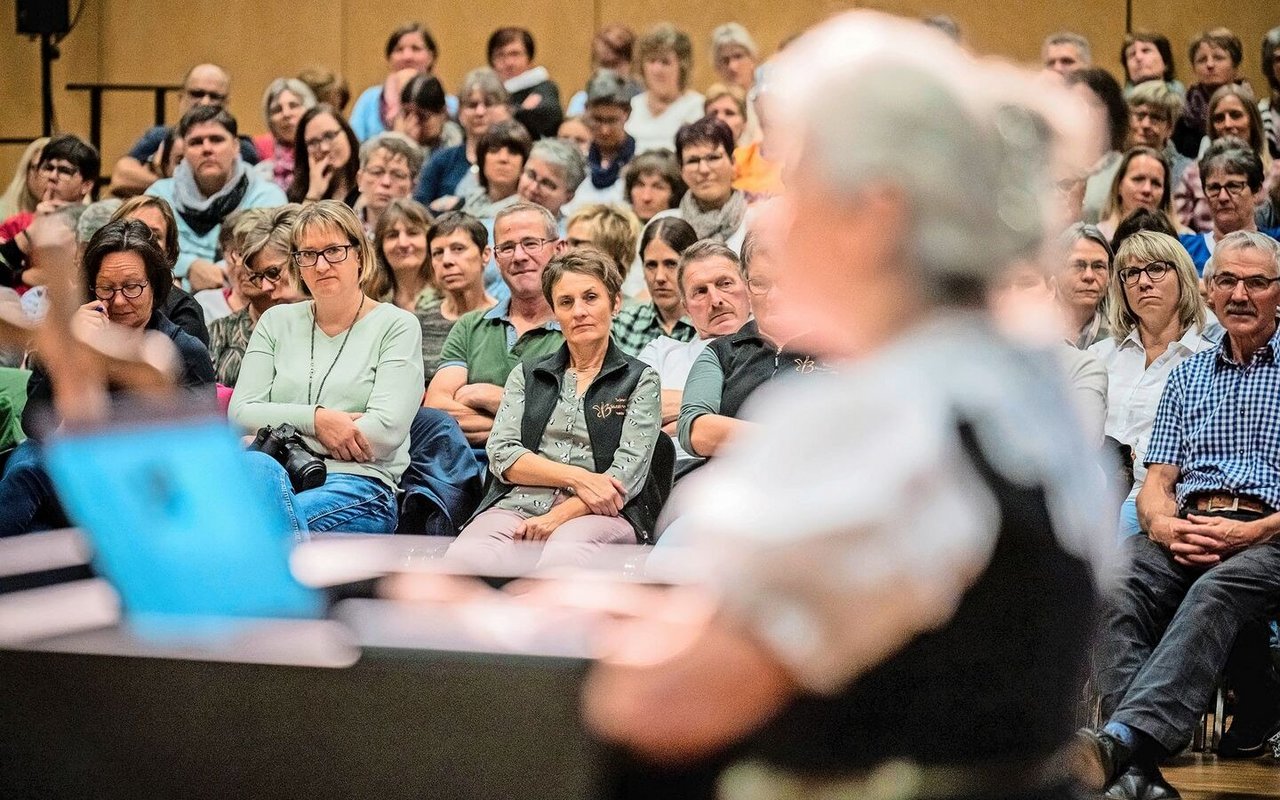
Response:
[0,440,55,537]
[242,450,308,544]
[1111,540,1280,750]
[295,474,398,534]
[1095,535,1194,723]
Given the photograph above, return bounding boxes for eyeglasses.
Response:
[1118,260,1173,286]
[746,276,775,296]
[185,88,228,103]
[38,162,79,179]
[682,151,728,170]
[304,129,342,152]
[1130,109,1169,125]
[93,282,149,301]
[1203,180,1249,198]
[293,244,355,268]
[521,169,562,194]
[1210,273,1280,295]
[494,237,555,260]
[362,165,413,182]
[1068,259,1110,274]
[246,266,286,286]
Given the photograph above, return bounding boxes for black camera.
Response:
[249,424,327,493]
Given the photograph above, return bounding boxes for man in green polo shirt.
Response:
[425,203,565,445]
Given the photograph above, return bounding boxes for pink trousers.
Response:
[448,508,635,573]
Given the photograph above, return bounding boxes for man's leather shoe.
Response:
[1139,766,1181,800]
[1102,766,1145,800]
[1218,712,1280,759]
[1072,728,1133,790]
[1102,764,1182,800]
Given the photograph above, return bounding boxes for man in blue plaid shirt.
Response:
[1077,232,1280,800]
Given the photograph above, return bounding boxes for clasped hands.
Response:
[1150,513,1268,566]
[513,469,626,542]
[314,406,373,463]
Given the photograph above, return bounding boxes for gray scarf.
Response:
[171,158,250,236]
[678,189,747,242]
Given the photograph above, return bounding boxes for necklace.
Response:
[308,294,366,404]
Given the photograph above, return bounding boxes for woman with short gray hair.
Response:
[584,13,1114,786]
[255,78,317,191]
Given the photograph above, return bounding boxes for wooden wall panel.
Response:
[0,0,1275,185]
[1130,0,1275,95]
[0,0,101,185]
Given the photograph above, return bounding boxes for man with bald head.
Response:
[109,63,260,197]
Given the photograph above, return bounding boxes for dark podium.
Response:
[0,533,701,799]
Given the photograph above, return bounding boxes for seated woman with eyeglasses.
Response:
[0,219,216,536]
[209,205,304,386]
[447,248,664,571]
[230,200,423,536]
[1089,231,1217,538]
[1177,140,1280,273]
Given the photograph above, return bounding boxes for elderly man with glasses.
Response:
[110,63,262,198]
[1077,231,1280,799]
[424,202,565,447]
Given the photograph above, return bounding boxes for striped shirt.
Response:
[1145,325,1280,510]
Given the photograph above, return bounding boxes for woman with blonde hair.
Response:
[230,200,424,535]
[0,137,48,220]
[1089,230,1215,537]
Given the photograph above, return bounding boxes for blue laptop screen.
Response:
[44,418,323,621]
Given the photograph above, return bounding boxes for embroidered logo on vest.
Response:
[794,356,817,374]
[593,396,630,418]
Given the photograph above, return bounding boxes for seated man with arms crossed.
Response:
[1078,230,1280,800]
[424,202,565,446]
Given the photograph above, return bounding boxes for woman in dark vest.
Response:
[447,248,665,572]
[581,12,1114,799]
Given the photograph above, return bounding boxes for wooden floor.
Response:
[1164,754,1279,800]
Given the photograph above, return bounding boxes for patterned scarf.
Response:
[171,159,250,237]
[678,189,748,242]
[588,135,636,189]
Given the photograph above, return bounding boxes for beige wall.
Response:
[0,0,1276,184]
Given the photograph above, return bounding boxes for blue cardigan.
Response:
[413,145,470,206]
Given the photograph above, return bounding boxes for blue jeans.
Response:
[1118,495,1141,539]
[0,440,60,537]
[244,451,398,539]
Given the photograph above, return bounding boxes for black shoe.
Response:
[1138,765,1181,800]
[1073,728,1134,791]
[1102,766,1145,800]
[1218,710,1280,759]
[1102,764,1182,800]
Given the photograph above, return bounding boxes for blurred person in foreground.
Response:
[394,11,1113,795]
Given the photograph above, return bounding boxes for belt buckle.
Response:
[1207,495,1239,513]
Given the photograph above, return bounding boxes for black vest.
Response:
[473,342,674,543]
[741,419,1099,774]
[706,320,826,419]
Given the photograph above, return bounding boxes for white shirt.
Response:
[626,91,706,155]
[561,177,626,219]
[194,288,232,324]
[639,335,712,464]
[1089,323,1218,497]
[665,313,1114,694]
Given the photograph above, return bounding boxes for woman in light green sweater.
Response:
[230,200,423,534]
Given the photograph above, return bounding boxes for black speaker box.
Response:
[16,0,71,36]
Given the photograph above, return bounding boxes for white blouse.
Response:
[626,91,706,155]
[1089,323,1219,496]
[665,313,1114,694]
